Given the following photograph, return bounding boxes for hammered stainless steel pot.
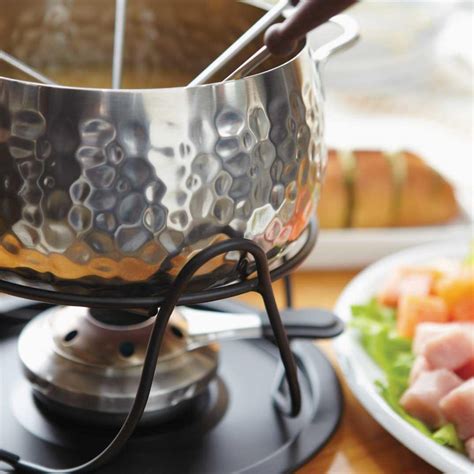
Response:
[0,0,358,296]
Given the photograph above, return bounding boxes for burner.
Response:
[18,307,218,426]
[0,302,343,473]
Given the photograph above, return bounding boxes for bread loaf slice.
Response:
[396,152,459,226]
[317,149,350,228]
[318,149,459,228]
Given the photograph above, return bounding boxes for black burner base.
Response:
[0,325,342,474]
[31,388,211,429]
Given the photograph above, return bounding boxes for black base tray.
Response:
[0,318,343,473]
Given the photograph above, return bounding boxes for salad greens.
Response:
[350,299,464,453]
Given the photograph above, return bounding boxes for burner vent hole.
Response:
[119,341,135,358]
[170,325,184,339]
[63,330,78,343]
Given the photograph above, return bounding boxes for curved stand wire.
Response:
[0,220,317,309]
[0,239,302,473]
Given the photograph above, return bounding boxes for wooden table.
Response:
[238,271,439,474]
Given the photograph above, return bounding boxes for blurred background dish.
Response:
[304,115,472,269]
[309,1,459,91]
[296,0,473,269]
[260,0,473,93]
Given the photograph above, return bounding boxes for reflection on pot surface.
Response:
[0,0,333,295]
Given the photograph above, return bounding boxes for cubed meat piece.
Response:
[409,355,432,384]
[413,323,450,355]
[400,369,462,429]
[398,274,434,299]
[413,322,474,355]
[440,379,474,440]
[424,329,474,371]
[465,437,474,462]
[378,269,435,308]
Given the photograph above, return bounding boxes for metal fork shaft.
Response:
[0,50,55,85]
[224,45,270,81]
[112,0,127,89]
[188,0,290,86]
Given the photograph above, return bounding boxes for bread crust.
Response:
[317,150,349,228]
[317,149,459,228]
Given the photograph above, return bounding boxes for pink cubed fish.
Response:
[400,369,462,428]
[440,379,474,440]
[424,329,474,371]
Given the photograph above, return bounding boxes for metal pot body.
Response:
[0,1,357,295]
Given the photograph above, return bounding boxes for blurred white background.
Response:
[302,0,473,267]
[310,1,473,138]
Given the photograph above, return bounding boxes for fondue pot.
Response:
[0,1,358,472]
[0,0,357,298]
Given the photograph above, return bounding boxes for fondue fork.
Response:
[191,0,358,85]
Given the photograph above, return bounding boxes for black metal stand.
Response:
[283,275,293,308]
[0,224,320,473]
[0,220,317,309]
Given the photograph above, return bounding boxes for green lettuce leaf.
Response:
[433,424,465,453]
[350,299,464,453]
[374,379,432,437]
[350,299,413,387]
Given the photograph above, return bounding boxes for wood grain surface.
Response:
[238,270,439,474]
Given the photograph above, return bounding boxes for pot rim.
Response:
[0,42,310,94]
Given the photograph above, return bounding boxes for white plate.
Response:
[302,115,473,269]
[333,240,473,474]
[305,220,471,270]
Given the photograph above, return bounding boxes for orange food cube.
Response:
[435,268,474,311]
[452,297,474,322]
[397,295,449,339]
[378,268,436,308]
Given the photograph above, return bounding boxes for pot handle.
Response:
[174,305,344,351]
[311,14,359,72]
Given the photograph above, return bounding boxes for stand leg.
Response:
[166,239,301,414]
[283,274,293,309]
